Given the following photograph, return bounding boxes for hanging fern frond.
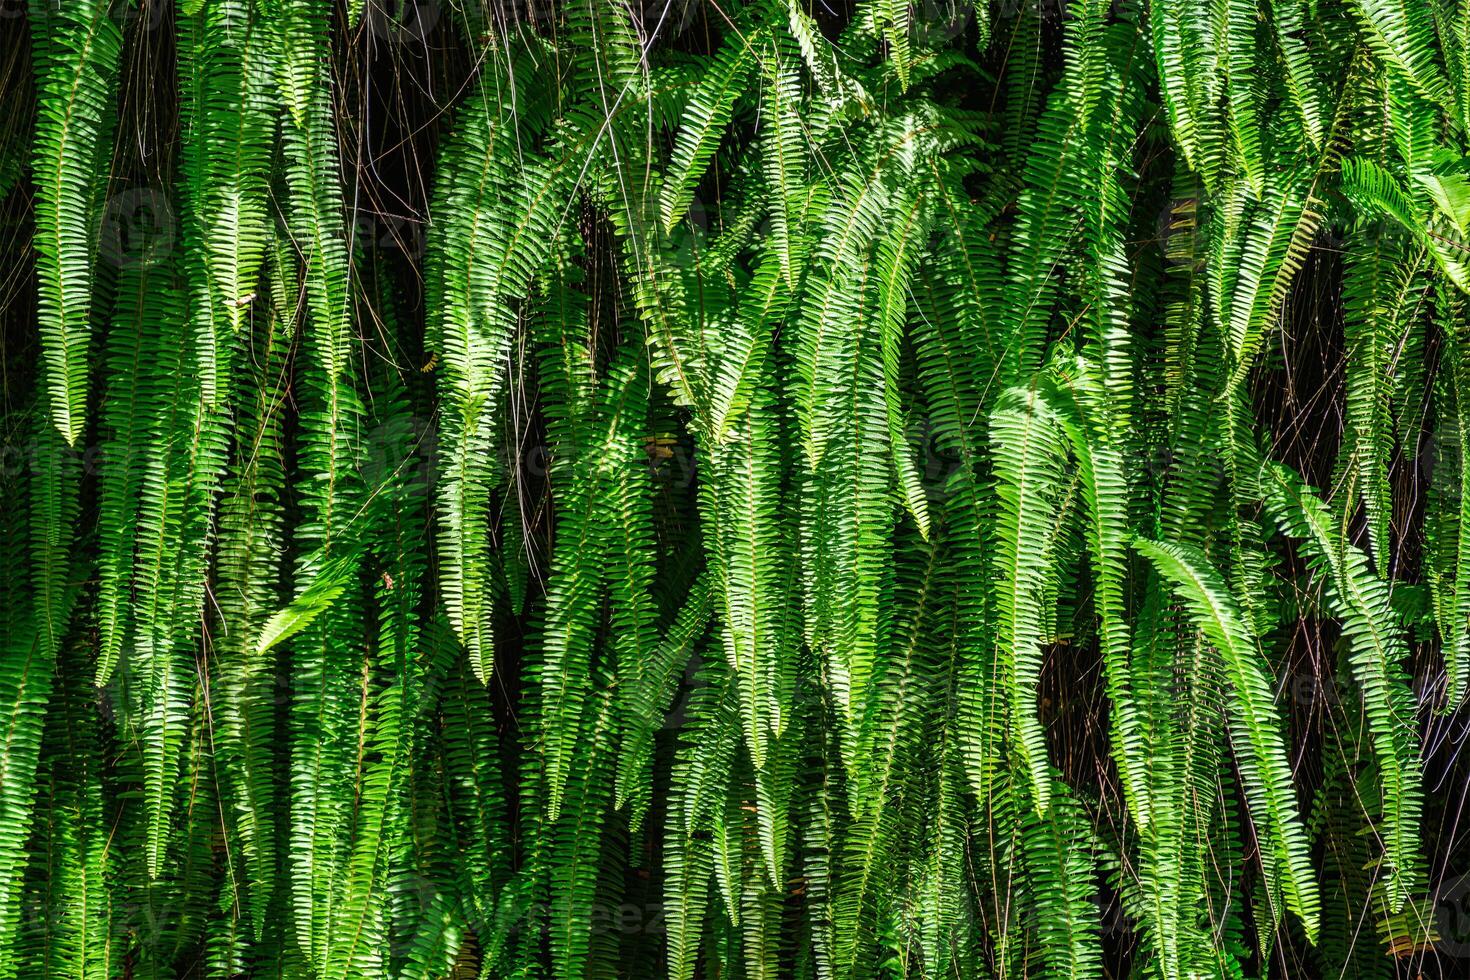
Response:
[2,1,1464,975]
[1134,537,1321,942]
[30,0,123,445]
[1260,461,1424,911]
[0,402,81,976]
[1347,0,1452,107]
[989,385,1074,815]
[660,31,758,235]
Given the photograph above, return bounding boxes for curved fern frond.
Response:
[178,0,277,399]
[1341,156,1470,291]
[660,31,758,234]
[1133,537,1321,942]
[211,242,291,939]
[1347,0,1452,107]
[1260,461,1424,911]
[539,344,650,820]
[1046,361,1150,829]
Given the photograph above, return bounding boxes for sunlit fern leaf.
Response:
[539,343,650,820]
[1129,200,1239,962]
[1341,156,1470,291]
[1438,0,1470,131]
[1410,155,1470,239]
[1268,0,1328,147]
[1348,0,1453,108]
[321,448,428,980]
[109,2,275,882]
[1343,230,1429,574]
[783,0,865,105]
[254,548,363,656]
[439,648,515,971]
[759,40,810,291]
[912,239,1005,809]
[1260,461,1425,912]
[1217,166,1322,388]
[95,240,172,685]
[287,582,369,971]
[664,663,739,980]
[178,0,277,397]
[704,375,794,777]
[1306,721,1387,977]
[29,0,123,445]
[793,674,845,979]
[707,249,792,443]
[793,127,930,743]
[111,240,221,879]
[910,174,1006,458]
[548,680,618,980]
[430,48,568,683]
[1016,769,1103,980]
[1073,17,1150,407]
[609,162,712,424]
[564,0,644,103]
[1125,585,1215,980]
[393,889,464,980]
[1133,537,1322,942]
[27,636,118,979]
[172,693,229,969]
[1224,0,1267,194]
[1381,83,1443,176]
[601,387,665,819]
[989,385,1074,815]
[704,298,804,889]
[870,0,911,89]
[800,304,893,741]
[659,30,758,235]
[910,718,978,978]
[272,0,359,484]
[712,784,742,930]
[270,1,369,963]
[997,70,1096,390]
[875,188,932,541]
[794,124,915,467]
[740,869,785,980]
[1149,0,1222,180]
[1045,361,1151,830]
[833,534,945,980]
[211,240,291,941]
[127,367,223,881]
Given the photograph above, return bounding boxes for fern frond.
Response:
[1347,0,1452,107]
[30,0,123,445]
[1260,461,1424,911]
[0,404,80,976]
[1342,230,1428,573]
[660,31,757,234]
[539,344,650,820]
[990,385,1073,815]
[1133,537,1321,941]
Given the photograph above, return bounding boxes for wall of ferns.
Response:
[1,0,1469,977]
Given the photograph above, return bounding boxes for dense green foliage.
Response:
[2,0,1469,976]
